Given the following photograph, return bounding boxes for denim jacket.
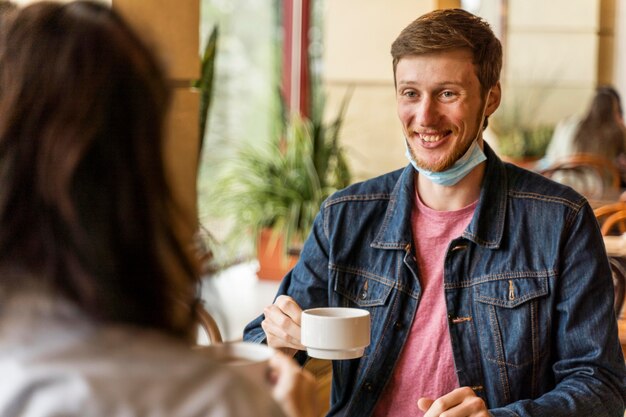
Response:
[244,144,626,417]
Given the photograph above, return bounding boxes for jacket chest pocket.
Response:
[473,274,550,367]
[333,269,394,344]
[333,268,393,308]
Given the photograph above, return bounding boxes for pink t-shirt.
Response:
[372,191,477,417]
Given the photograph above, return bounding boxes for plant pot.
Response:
[256,228,299,281]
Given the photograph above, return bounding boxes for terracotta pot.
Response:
[256,228,299,281]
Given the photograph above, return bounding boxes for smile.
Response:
[417,131,452,143]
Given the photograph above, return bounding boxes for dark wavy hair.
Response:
[0,2,15,16]
[572,86,626,161]
[0,1,198,338]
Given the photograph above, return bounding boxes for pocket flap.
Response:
[475,275,549,308]
[334,270,392,307]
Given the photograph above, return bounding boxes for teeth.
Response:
[420,134,443,143]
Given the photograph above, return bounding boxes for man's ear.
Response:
[485,81,502,117]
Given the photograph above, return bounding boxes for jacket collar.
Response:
[371,142,507,250]
[463,143,507,249]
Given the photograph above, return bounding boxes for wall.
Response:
[599,0,617,85]
[616,0,626,98]
[504,0,600,125]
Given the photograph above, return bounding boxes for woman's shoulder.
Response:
[0,295,284,417]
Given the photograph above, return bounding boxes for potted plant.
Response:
[492,123,553,167]
[208,95,352,279]
[490,87,554,168]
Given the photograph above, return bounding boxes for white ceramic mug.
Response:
[196,341,274,387]
[301,307,370,360]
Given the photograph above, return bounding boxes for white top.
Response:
[538,114,582,169]
[0,290,285,417]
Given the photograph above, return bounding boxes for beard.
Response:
[407,105,486,173]
[408,134,475,172]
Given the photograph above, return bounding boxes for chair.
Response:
[539,154,621,200]
[594,204,626,317]
[195,302,223,345]
[593,202,626,235]
[601,210,626,236]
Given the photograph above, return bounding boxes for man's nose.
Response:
[414,97,439,126]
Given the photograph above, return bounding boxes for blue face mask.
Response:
[404,139,486,186]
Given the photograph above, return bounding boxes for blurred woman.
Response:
[0,2,315,416]
[572,85,626,163]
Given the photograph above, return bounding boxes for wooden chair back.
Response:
[539,153,621,200]
[601,211,626,236]
[195,302,223,345]
[593,202,626,235]
[593,204,626,317]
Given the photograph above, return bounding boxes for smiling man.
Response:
[245,8,626,417]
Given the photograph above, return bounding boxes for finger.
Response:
[263,301,304,345]
[422,390,464,417]
[422,387,486,417]
[417,397,434,412]
[263,304,302,338]
[274,295,303,325]
[261,315,305,350]
[262,304,305,349]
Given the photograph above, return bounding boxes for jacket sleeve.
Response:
[490,202,626,416]
[243,207,332,365]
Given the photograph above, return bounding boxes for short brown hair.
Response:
[391,8,502,94]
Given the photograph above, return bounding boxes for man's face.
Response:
[395,48,500,172]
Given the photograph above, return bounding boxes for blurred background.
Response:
[9,0,626,339]
[194,0,626,272]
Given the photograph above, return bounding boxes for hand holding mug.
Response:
[262,295,306,356]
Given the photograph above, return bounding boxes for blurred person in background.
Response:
[0,2,315,417]
[541,86,626,172]
[572,86,626,176]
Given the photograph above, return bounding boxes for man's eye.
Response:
[404,91,417,98]
[441,91,456,99]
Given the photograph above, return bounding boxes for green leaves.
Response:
[194,26,219,151]
[491,87,554,160]
[210,105,351,255]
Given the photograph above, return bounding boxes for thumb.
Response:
[417,397,434,412]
